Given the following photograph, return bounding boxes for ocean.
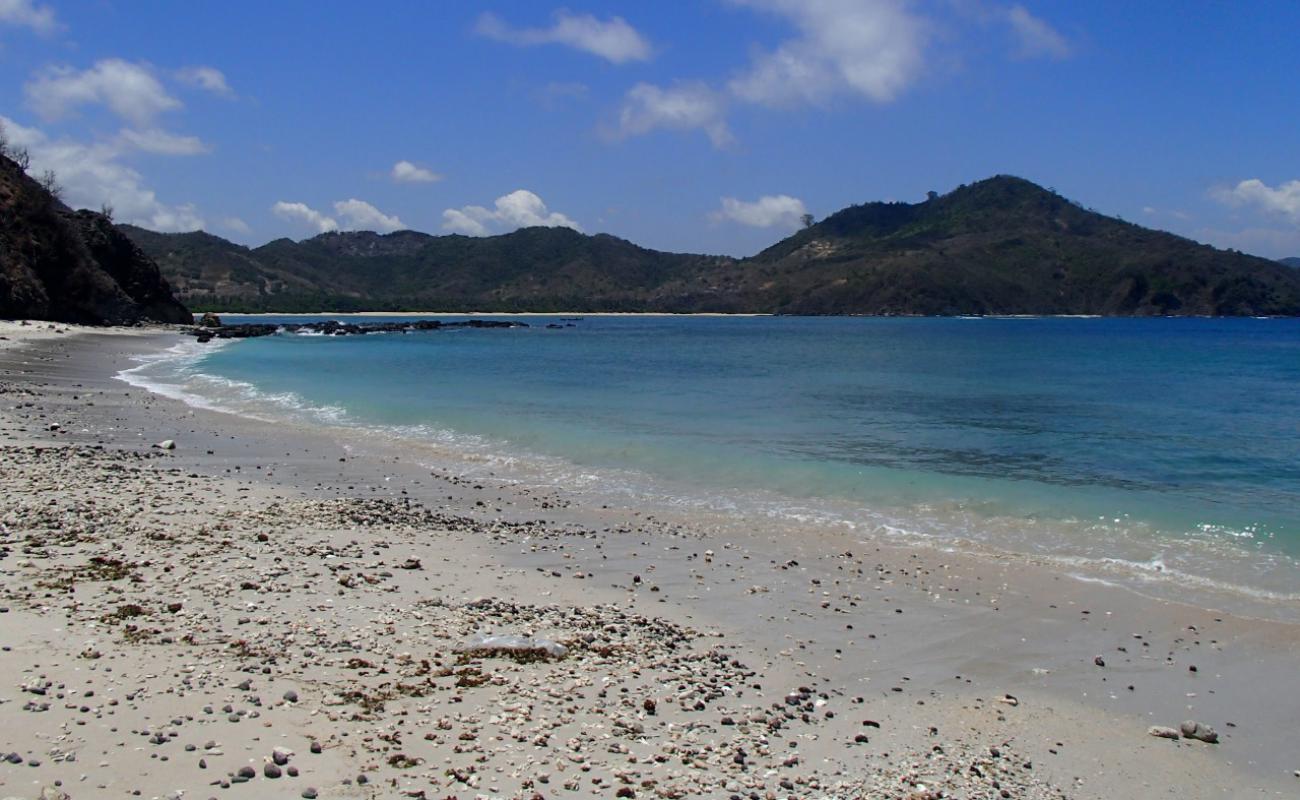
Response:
[120,315,1300,615]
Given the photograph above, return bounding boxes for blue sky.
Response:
[1,1,1297,258]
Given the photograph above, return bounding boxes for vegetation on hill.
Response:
[122,176,1300,316]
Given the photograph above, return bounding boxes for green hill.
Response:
[121,176,1300,316]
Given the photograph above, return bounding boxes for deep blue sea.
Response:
[121,315,1300,612]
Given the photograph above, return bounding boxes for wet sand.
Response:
[1,320,1297,799]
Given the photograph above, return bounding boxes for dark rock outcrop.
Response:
[0,153,190,324]
[188,318,527,343]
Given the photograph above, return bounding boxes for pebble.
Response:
[1180,720,1219,744]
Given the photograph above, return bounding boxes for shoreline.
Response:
[203,311,776,318]
[2,321,1298,798]
[127,321,1300,624]
[197,312,1300,319]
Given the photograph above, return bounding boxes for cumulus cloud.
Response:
[115,128,210,156]
[1,115,204,231]
[333,198,405,232]
[271,199,406,234]
[727,0,928,107]
[1005,5,1071,60]
[442,190,581,236]
[0,0,58,34]
[713,194,809,229]
[272,201,338,233]
[1213,178,1300,223]
[25,59,181,126]
[476,10,651,63]
[390,160,442,184]
[614,82,733,148]
[175,66,234,96]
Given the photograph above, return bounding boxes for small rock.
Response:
[153,439,176,450]
[1180,720,1219,743]
[1148,726,1181,740]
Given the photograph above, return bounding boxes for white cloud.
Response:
[0,0,58,34]
[537,81,590,109]
[713,194,809,229]
[727,0,928,107]
[1141,205,1189,221]
[1,115,204,231]
[26,59,181,126]
[115,128,210,156]
[220,216,252,235]
[441,209,492,237]
[1213,178,1300,223]
[272,201,338,233]
[1195,225,1300,260]
[271,199,406,234]
[175,66,234,97]
[476,10,651,63]
[333,198,405,232]
[614,82,733,148]
[1005,5,1071,60]
[442,189,581,236]
[390,160,441,184]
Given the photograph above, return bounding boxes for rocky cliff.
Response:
[0,153,190,324]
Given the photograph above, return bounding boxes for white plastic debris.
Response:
[455,634,567,660]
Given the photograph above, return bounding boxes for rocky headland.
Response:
[0,153,190,326]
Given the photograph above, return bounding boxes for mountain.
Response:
[1280,257,1300,268]
[120,224,729,313]
[0,153,190,325]
[122,176,1300,316]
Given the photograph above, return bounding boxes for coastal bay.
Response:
[1,321,1297,799]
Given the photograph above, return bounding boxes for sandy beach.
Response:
[1,321,1298,800]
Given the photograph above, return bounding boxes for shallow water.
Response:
[119,315,1300,612]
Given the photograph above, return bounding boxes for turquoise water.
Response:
[121,315,1300,609]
